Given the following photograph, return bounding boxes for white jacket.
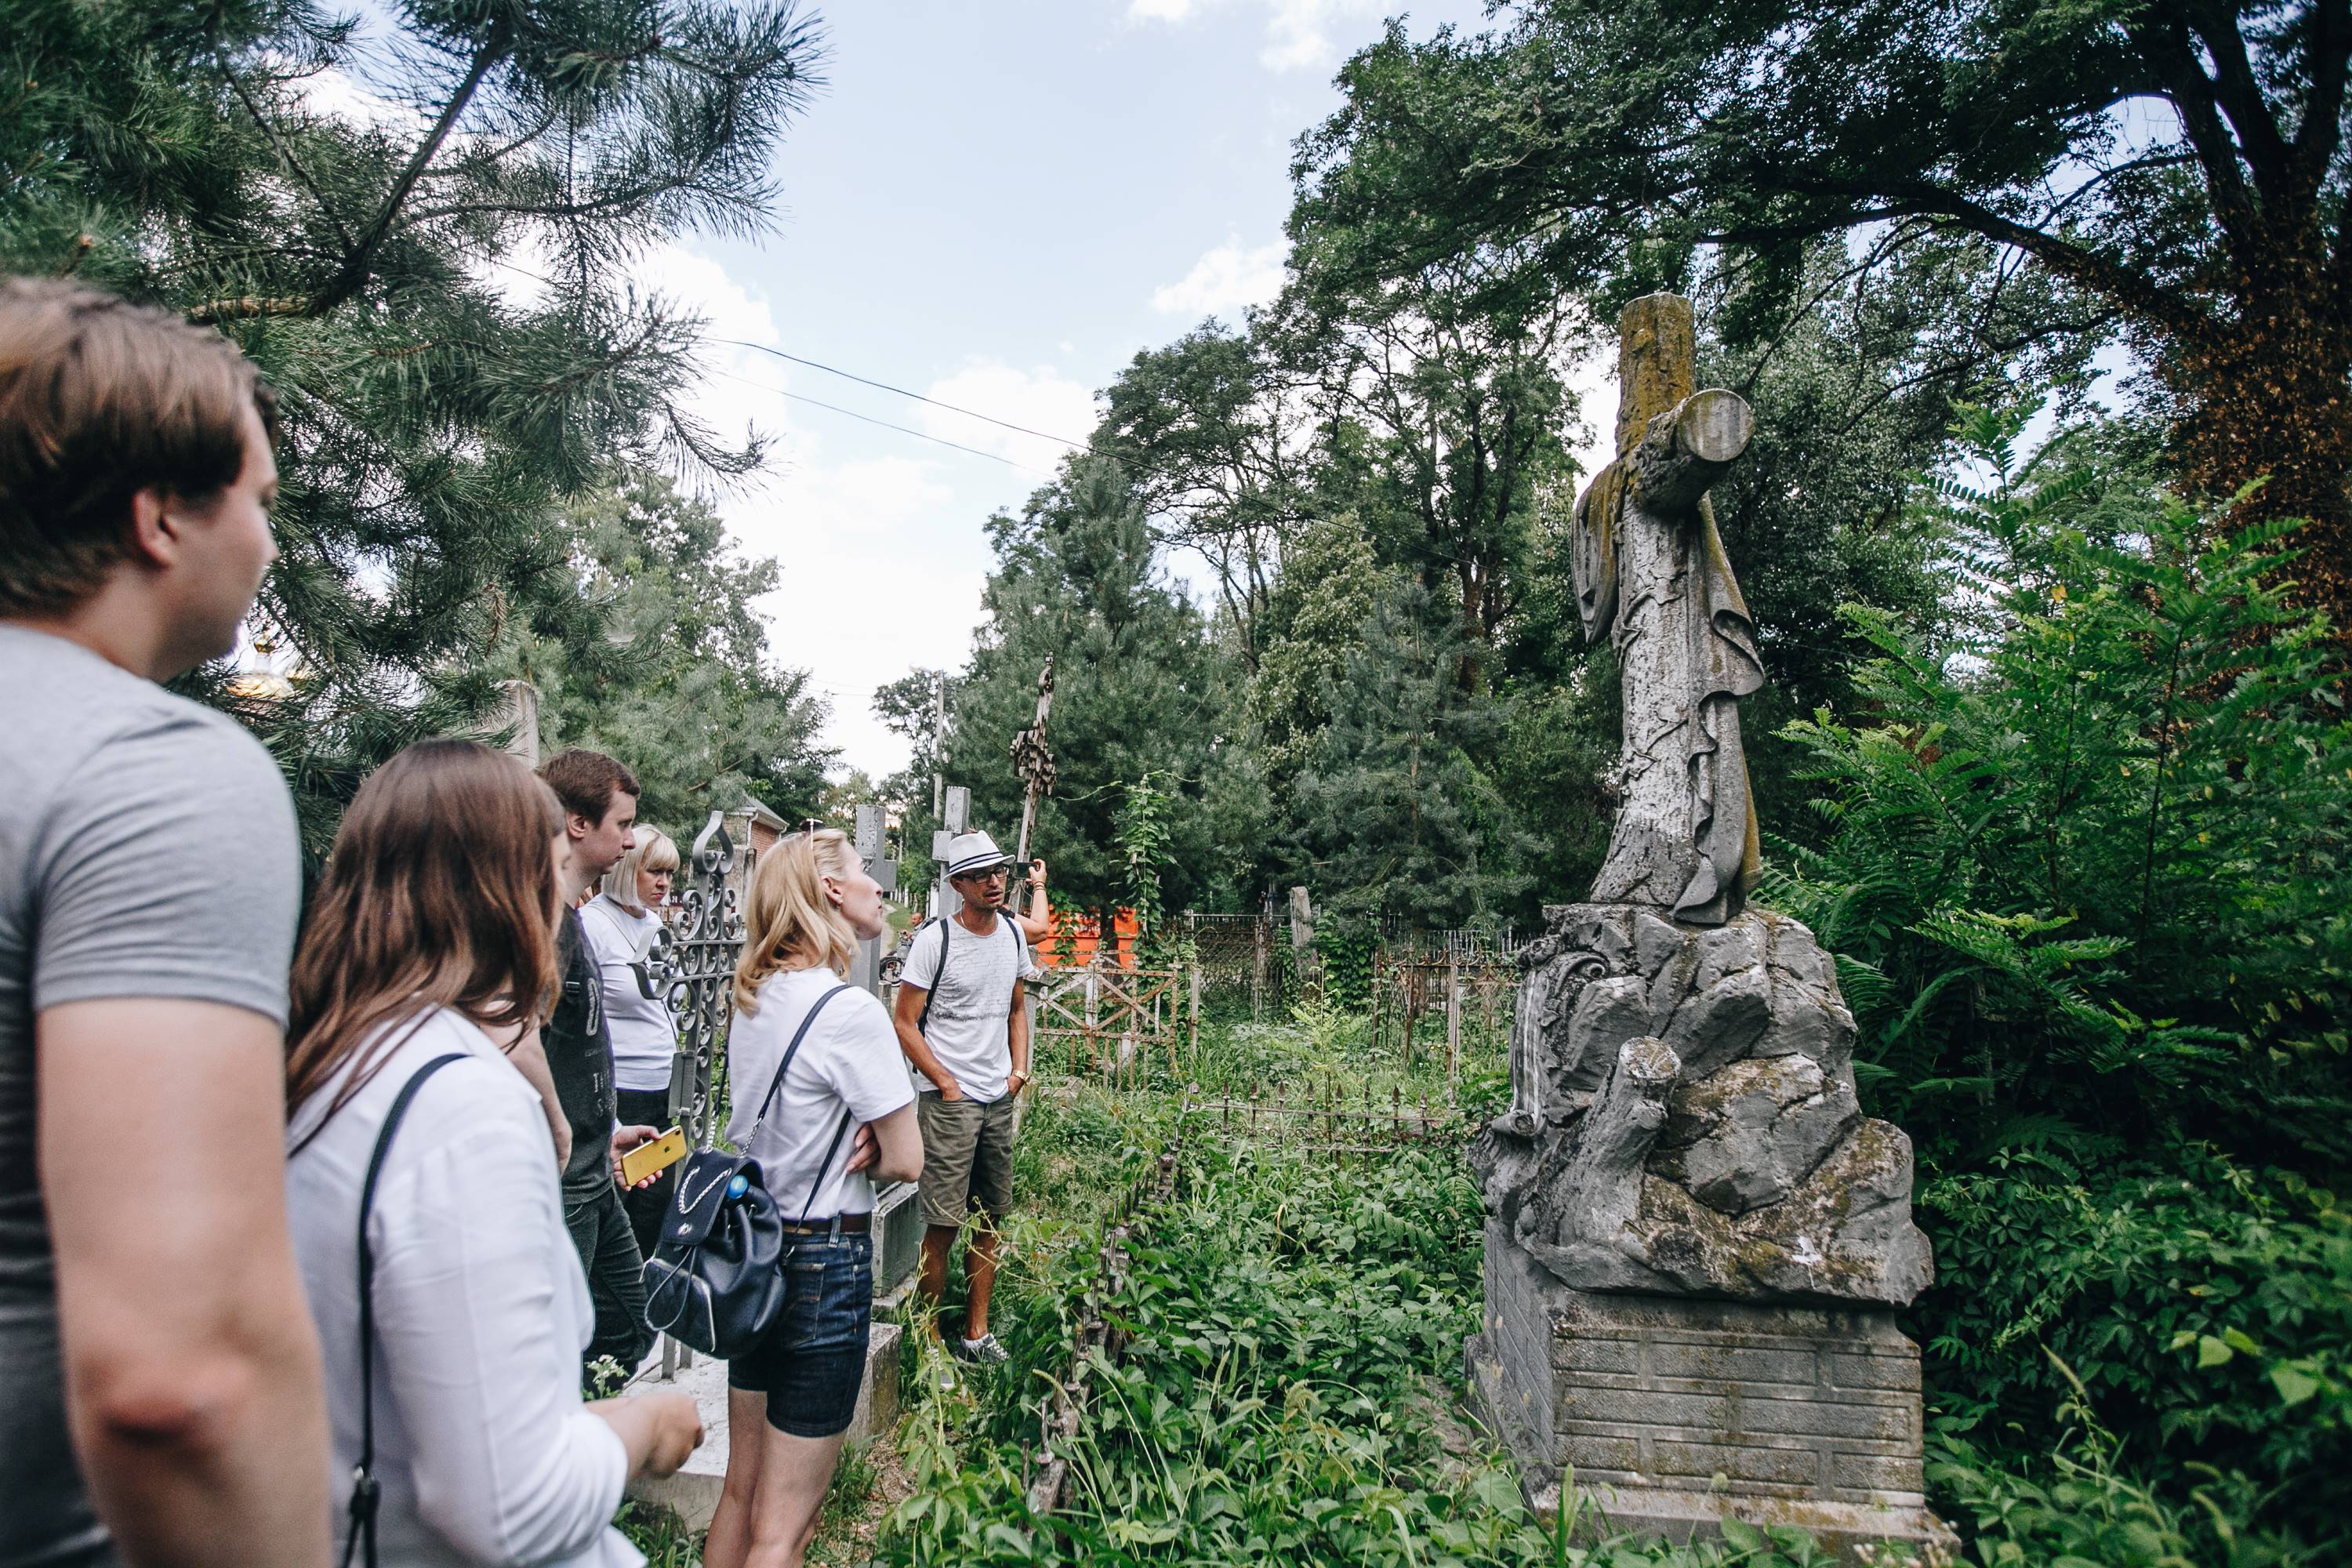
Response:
[286,1008,642,1568]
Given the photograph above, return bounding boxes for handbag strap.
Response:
[748,983,853,1136]
[797,1109,858,1227]
[747,984,866,1228]
[344,1051,466,1568]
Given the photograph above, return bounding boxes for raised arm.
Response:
[1013,858,1054,946]
[42,1000,330,1568]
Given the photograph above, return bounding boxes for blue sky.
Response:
[641,0,1506,779]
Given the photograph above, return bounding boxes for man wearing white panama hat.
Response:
[890,829,1032,1363]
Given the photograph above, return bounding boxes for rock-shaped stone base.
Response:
[1479,904,1932,1307]
[1470,1225,1954,1565]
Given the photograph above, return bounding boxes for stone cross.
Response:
[849,804,897,996]
[1572,294,1764,926]
[1468,295,1948,1558]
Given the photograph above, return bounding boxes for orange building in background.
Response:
[1033,908,1142,968]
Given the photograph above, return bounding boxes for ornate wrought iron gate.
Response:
[652,811,747,1148]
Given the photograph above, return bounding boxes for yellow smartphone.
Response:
[620,1126,688,1187]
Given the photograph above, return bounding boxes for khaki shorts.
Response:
[916,1090,1020,1229]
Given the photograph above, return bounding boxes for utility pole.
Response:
[930,671,946,824]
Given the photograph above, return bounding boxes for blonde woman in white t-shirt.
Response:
[706,830,922,1568]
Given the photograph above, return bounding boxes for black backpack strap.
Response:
[344,1051,467,1568]
[748,983,854,1136]
[751,984,861,1226]
[916,916,949,1032]
[797,1109,858,1226]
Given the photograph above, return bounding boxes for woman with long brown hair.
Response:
[701,829,920,1568]
[282,739,701,1568]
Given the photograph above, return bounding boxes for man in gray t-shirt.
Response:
[0,279,327,1568]
[891,830,1032,1365]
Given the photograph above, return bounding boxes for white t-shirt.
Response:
[579,895,677,1093]
[724,968,916,1218]
[899,913,1027,1103]
[285,1009,639,1568]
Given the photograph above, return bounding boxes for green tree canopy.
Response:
[517,474,832,829]
[938,459,1250,920]
[1290,0,2352,630]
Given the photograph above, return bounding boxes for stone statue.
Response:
[1571,295,1765,925]
[1468,296,1948,1562]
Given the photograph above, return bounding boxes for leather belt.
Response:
[779,1213,870,1236]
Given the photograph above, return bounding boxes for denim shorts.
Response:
[725,1230,873,1438]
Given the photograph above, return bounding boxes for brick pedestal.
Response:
[1469,1221,1953,1563]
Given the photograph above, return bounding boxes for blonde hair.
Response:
[601,824,681,905]
[733,830,860,1013]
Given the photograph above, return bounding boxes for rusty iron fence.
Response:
[1031,964,1192,1089]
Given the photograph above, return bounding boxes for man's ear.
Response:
[125,486,181,569]
[565,810,593,841]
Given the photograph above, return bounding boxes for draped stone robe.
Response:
[1570,299,1765,927]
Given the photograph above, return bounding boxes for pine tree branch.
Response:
[187,295,311,323]
[397,176,704,228]
[210,15,355,255]
[310,25,512,318]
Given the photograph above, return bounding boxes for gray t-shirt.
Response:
[899,913,1026,1103]
[0,625,301,1568]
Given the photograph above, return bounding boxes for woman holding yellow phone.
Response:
[583,826,684,1254]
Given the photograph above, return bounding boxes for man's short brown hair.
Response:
[0,277,278,616]
[539,749,641,825]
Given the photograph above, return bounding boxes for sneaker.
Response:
[954,1332,1009,1364]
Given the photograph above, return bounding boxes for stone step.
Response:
[622,1323,902,1532]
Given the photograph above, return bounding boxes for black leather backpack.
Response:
[642,984,854,1359]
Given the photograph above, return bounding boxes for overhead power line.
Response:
[723,339,1105,456]
[474,259,1103,468]
[710,368,1058,476]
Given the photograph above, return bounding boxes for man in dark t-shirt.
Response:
[539,749,661,1379]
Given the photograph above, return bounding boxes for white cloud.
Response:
[738,455,978,776]
[1258,0,1383,71]
[1123,0,1384,72]
[919,362,1098,476]
[1152,236,1287,317]
[1563,339,1617,483]
[289,64,421,133]
[619,243,797,470]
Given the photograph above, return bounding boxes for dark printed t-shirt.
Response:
[0,625,301,1567]
[549,906,619,1201]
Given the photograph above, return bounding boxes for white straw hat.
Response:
[945,830,1011,879]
